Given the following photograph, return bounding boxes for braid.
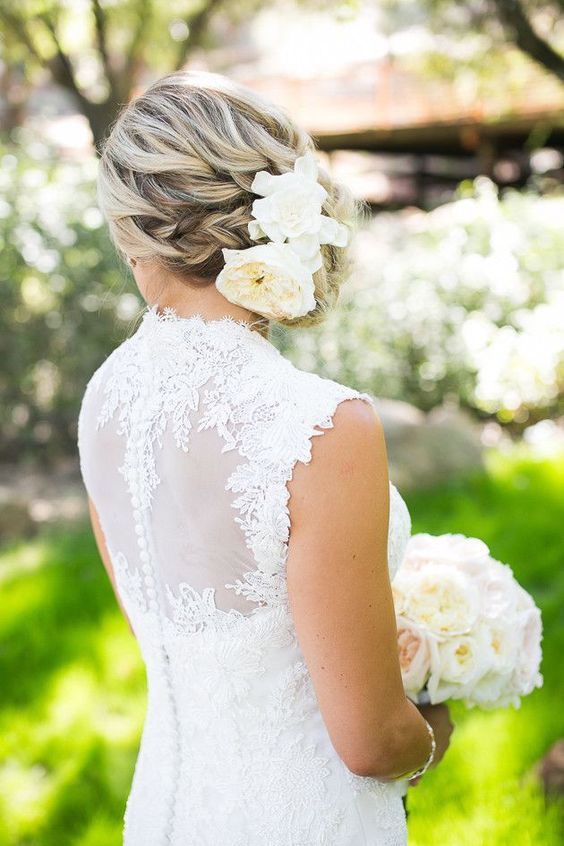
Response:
[97,69,361,327]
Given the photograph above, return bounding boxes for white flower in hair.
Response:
[215,150,350,320]
[215,242,316,321]
[249,151,350,272]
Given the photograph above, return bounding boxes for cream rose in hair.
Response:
[215,242,316,321]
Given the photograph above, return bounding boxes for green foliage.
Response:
[278,178,564,424]
[405,447,564,845]
[378,0,564,91]
[0,527,145,845]
[2,137,562,464]
[0,1,266,143]
[0,134,143,464]
[0,448,562,844]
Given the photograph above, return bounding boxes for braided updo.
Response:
[97,70,363,328]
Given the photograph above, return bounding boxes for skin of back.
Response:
[286,399,432,780]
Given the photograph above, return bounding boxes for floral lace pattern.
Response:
[78,305,411,845]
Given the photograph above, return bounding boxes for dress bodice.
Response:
[77,305,411,846]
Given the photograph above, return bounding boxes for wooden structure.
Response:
[240,60,564,207]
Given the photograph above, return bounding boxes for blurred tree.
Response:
[391,0,564,83]
[0,0,265,149]
[2,0,561,149]
[492,0,564,81]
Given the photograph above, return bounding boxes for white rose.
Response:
[215,242,315,321]
[391,581,408,616]
[513,581,537,613]
[396,616,431,697]
[427,629,489,703]
[512,606,543,695]
[475,559,519,619]
[248,151,349,271]
[402,532,491,575]
[462,609,541,708]
[251,182,326,243]
[463,669,515,708]
[476,618,520,675]
[393,564,480,636]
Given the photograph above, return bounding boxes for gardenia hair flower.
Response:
[215,151,350,320]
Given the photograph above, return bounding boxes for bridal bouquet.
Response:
[392,533,543,709]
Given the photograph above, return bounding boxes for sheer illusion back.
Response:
[78,305,412,846]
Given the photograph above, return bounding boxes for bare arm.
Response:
[87,495,133,633]
[286,399,432,779]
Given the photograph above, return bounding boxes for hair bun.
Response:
[97,70,364,328]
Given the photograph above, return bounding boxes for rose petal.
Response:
[287,233,321,259]
[250,170,278,197]
[256,217,286,243]
[298,250,323,274]
[293,151,318,182]
[319,216,349,247]
[248,219,265,241]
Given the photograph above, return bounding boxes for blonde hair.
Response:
[97,70,365,328]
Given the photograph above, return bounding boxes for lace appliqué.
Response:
[167,649,345,845]
[112,549,148,615]
[388,484,412,580]
[342,766,408,830]
[94,306,409,621]
[165,582,247,635]
[80,306,411,845]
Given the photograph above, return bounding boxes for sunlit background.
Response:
[0,2,563,844]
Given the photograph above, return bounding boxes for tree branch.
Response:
[120,0,153,103]
[38,11,93,110]
[91,0,115,89]
[491,0,564,82]
[0,8,45,64]
[174,0,226,70]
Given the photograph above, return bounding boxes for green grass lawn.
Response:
[0,447,562,845]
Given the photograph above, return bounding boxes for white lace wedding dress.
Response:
[77,305,412,846]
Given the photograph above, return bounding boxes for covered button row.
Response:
[127,452,159,611]
[133,519,159,610]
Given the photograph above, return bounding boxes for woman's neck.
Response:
[132,259,261,326]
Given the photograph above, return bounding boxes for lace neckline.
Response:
[138,304,279,355]
[144,303,257,330]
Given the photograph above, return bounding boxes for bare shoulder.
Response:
[287,388,389,534]
[328,394,385,446]
[308,389,387,476]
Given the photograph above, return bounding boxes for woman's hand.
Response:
[408,703,454,785]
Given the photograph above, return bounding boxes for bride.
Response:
[78,69,453,845]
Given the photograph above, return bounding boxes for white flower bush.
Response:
[4,132,561,464]
[392,533,543,709]
[279,177,564,423]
